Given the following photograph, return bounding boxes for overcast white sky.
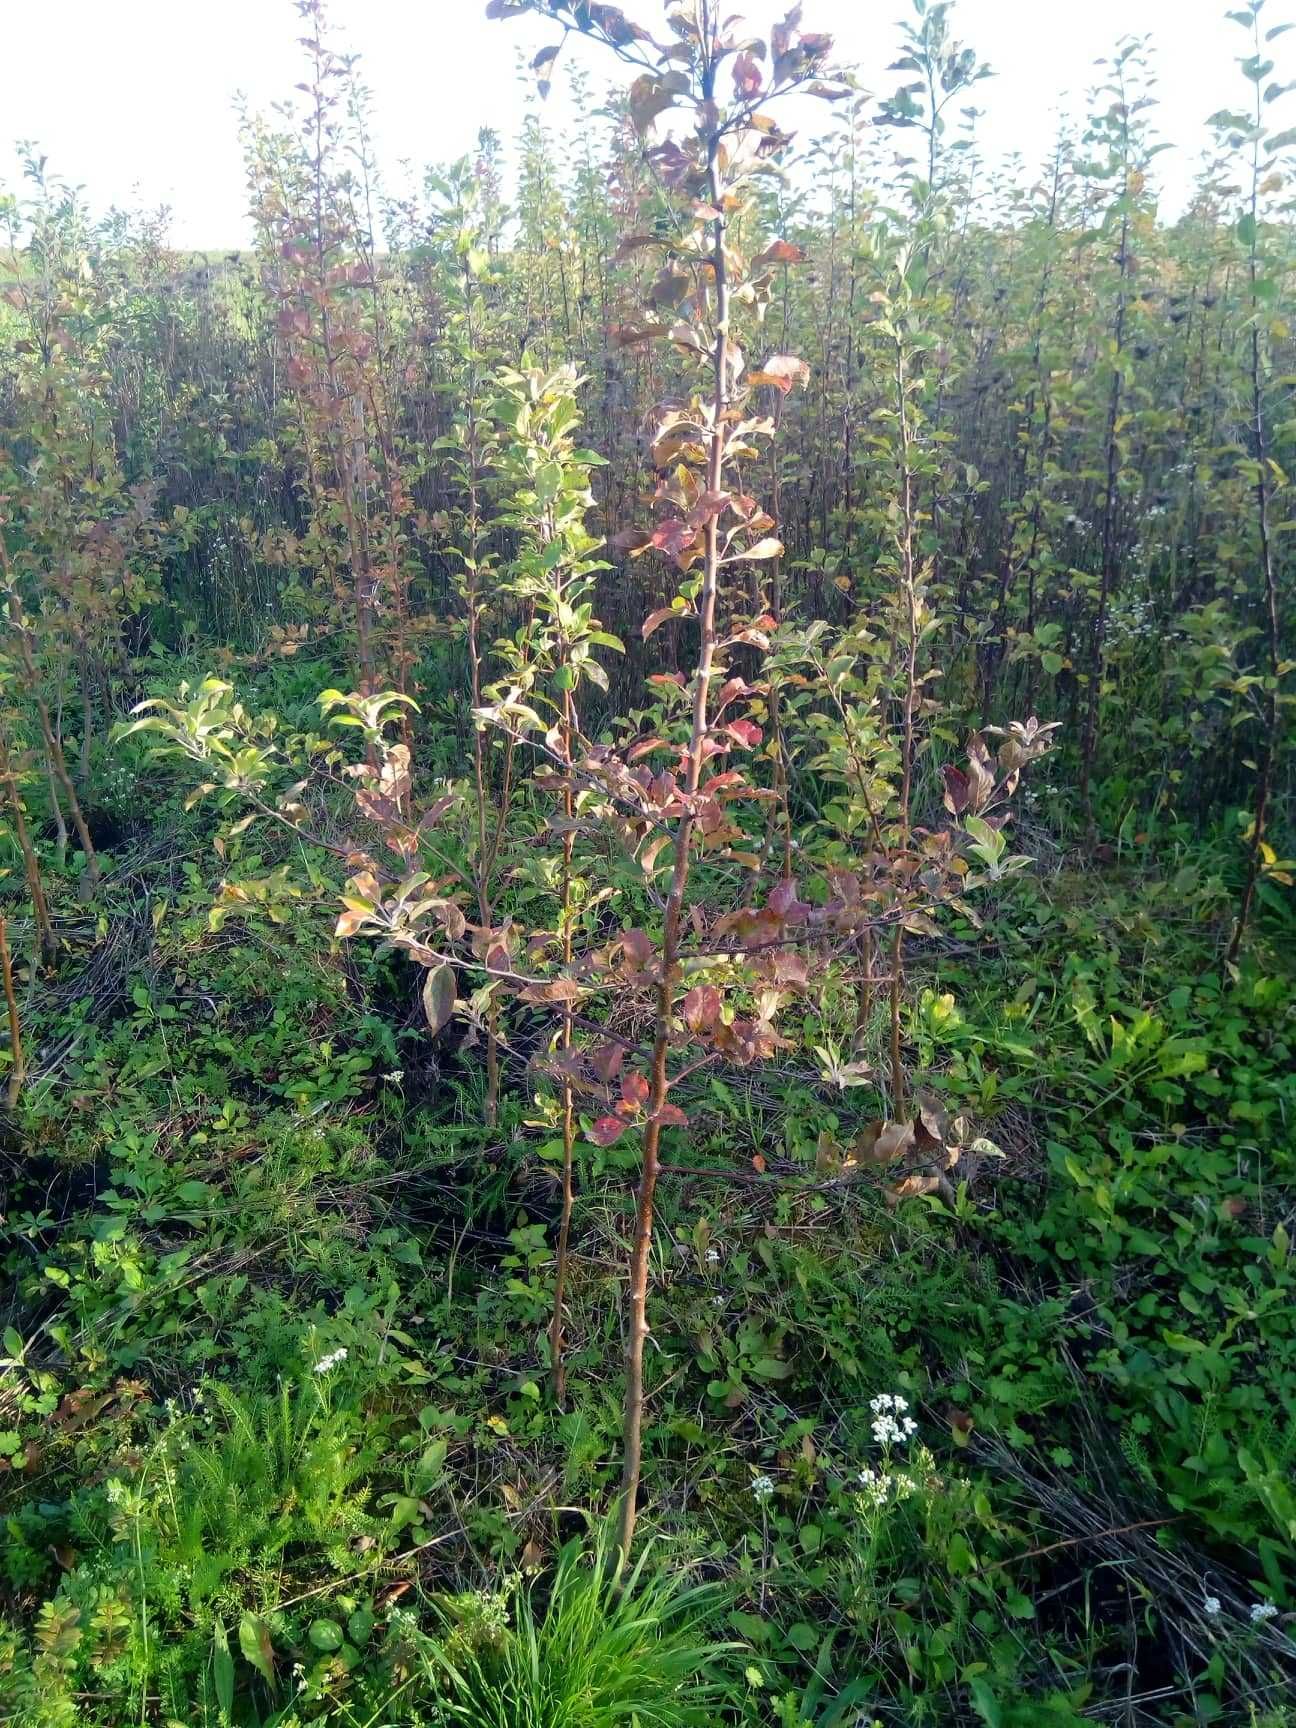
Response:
[2,1,1271,246]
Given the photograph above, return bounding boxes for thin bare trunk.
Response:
[1080,135,1132,834]
[1228,73,1283,963]
[549,688,577,1405]
[0,732,56,961]
[0,916,23,1108]
[45,752,68,863]
[461,255,503,1125]
[892,333,918,1120]
[888,923,906,1118]
[3,597,98,891]
[618,80,729,1561]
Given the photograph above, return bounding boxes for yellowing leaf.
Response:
[422,963,457,1036]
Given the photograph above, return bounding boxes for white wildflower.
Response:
[750,1474,775,1502]
[871,1411,918,1444]
[705,1248,721,1265]
[1203,1596,1221,1617]
[877,1416,919,1444]
[313,1347,348,1375]
[1251,1602,1279,1624]
[869,1393,918,1445]
[855,1467,888,1508]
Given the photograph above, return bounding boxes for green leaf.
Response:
[238,1611,275,1688]
[946,1531,975,1575]
[212,1621,234,1719]
[969,1677,1004,1728]
[749,1356,792,1380]
[308,1618,344,1652]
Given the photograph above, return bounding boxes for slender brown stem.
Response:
[0,917,23,1108]
[1079,76,1133,836]
[618,34,729,1561]
[765,338,794,879]
[550,684,578,1406]
[3,586,99,891]
[459,246,505,1125]
[467,532,502,1128]
[855,924,874,1050]
[895,341,919,846]
[1228,36,1283,965]
[891,299,918,1121]
[0,731,56,961]
[888,922,906,1118]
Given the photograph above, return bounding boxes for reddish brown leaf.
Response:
[621,928,654,968]
[768,877,799,916]
[654,1102,688,1127]
[941,763,971,815]
[733,50,764,97]
[725,719,764,748]
[628,73,681,135]
[644,605,687,639]
[753,239,805,268]
[612,527,653,553]
[683,983,722,1032]
[621,1070,651,1109]
[591,1042,625,1084]
[650,518,699,558]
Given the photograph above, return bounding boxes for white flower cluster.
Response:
[705,1248,721,1265]
[855,1464,921,1510]
[1203,1596,1282,1626]
[870,1392,917,1446]
[750,1474,775,1502]
[1108,594,1155,644]
[313,1347,348,1375]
